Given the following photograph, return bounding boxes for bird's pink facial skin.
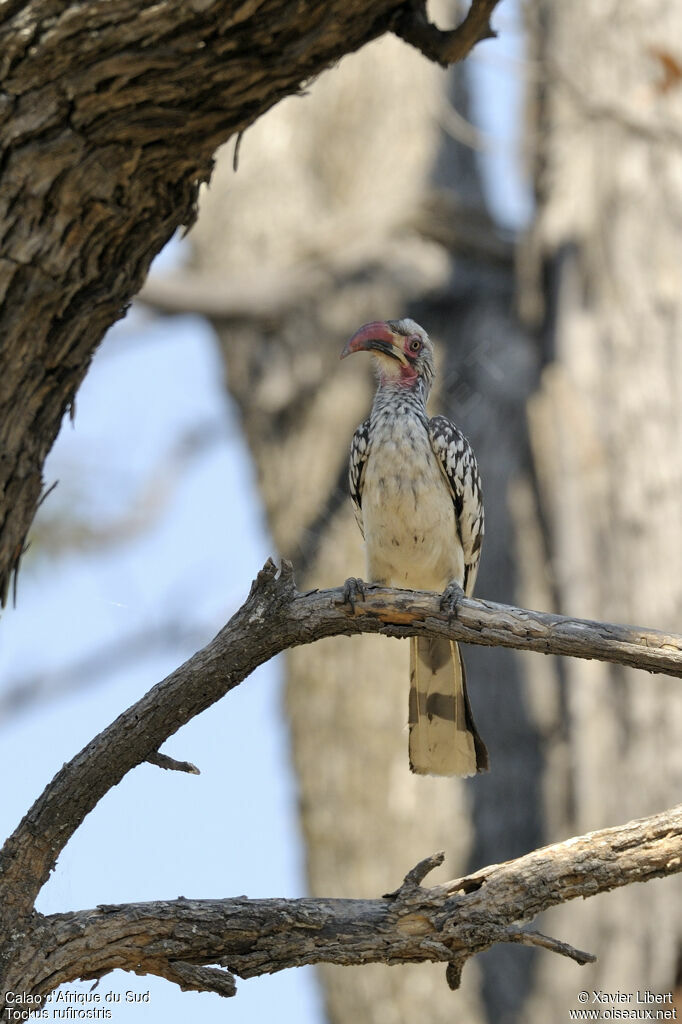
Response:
[393,358,419,387]
[341,322,419,388]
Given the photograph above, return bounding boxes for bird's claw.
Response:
[440,581,465,619]
[342,577,367,613]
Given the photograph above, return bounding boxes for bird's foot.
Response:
[440,581,465,619]
[341,577,367,613]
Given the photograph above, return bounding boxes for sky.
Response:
[0,299,324,1023]
[0,3,528,1022]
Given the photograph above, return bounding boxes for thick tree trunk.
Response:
[0,0,409,607]
[188,19,540,1021]
[521,1,682,1016]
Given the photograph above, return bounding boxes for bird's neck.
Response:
[371,376,429,421]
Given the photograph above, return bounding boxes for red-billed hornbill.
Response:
[341,318,488,776]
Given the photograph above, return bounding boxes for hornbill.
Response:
[341,318,488,776]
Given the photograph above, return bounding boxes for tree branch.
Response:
[7,805,680,1001]
[392,0,501,68]
[504,929,595,968]
[0,0,501,608]
[145,752,200,776]
[2,559,681,925]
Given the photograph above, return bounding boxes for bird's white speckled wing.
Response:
[428,415,484,595]
[348,418,371,539]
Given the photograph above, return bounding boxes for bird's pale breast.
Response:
[362,414,464,591]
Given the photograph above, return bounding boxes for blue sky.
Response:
[0,304,323,1022]
[0,4,528,1021]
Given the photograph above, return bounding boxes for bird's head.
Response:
[340,318,435,394]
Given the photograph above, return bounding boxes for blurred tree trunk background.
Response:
[142,0,682,1019]
[519,1,682,1017]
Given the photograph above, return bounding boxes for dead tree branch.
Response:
[392,0,501,68]
[145,751,200,776]
[3,558,682,916]
[2,558,681,1011]
[5,805,680,1001]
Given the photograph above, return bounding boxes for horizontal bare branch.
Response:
[3,559,681,924]
[339,584,682,676]
[10,805,681,1000]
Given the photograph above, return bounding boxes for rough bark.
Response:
[8,559,681,925]
[5,804,681,1005]
[520,0,682,1015]
[2,558,681,1015]
[0,0,501,609]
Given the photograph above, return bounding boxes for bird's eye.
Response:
[408,337,422,353]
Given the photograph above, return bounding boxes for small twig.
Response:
[505,927,596,966]
[392,0,501,68]
[36,479,59,511]
[232,130,244,172]
[163,961,236,997]
[402,851,445,888]
[384,851,445,898]
[278,557,296,586]
[445,957,466,990]
[146,752,200,775]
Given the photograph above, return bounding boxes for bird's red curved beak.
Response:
[340,321,406,363]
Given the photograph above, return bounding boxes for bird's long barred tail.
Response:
[408,637,489,777]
